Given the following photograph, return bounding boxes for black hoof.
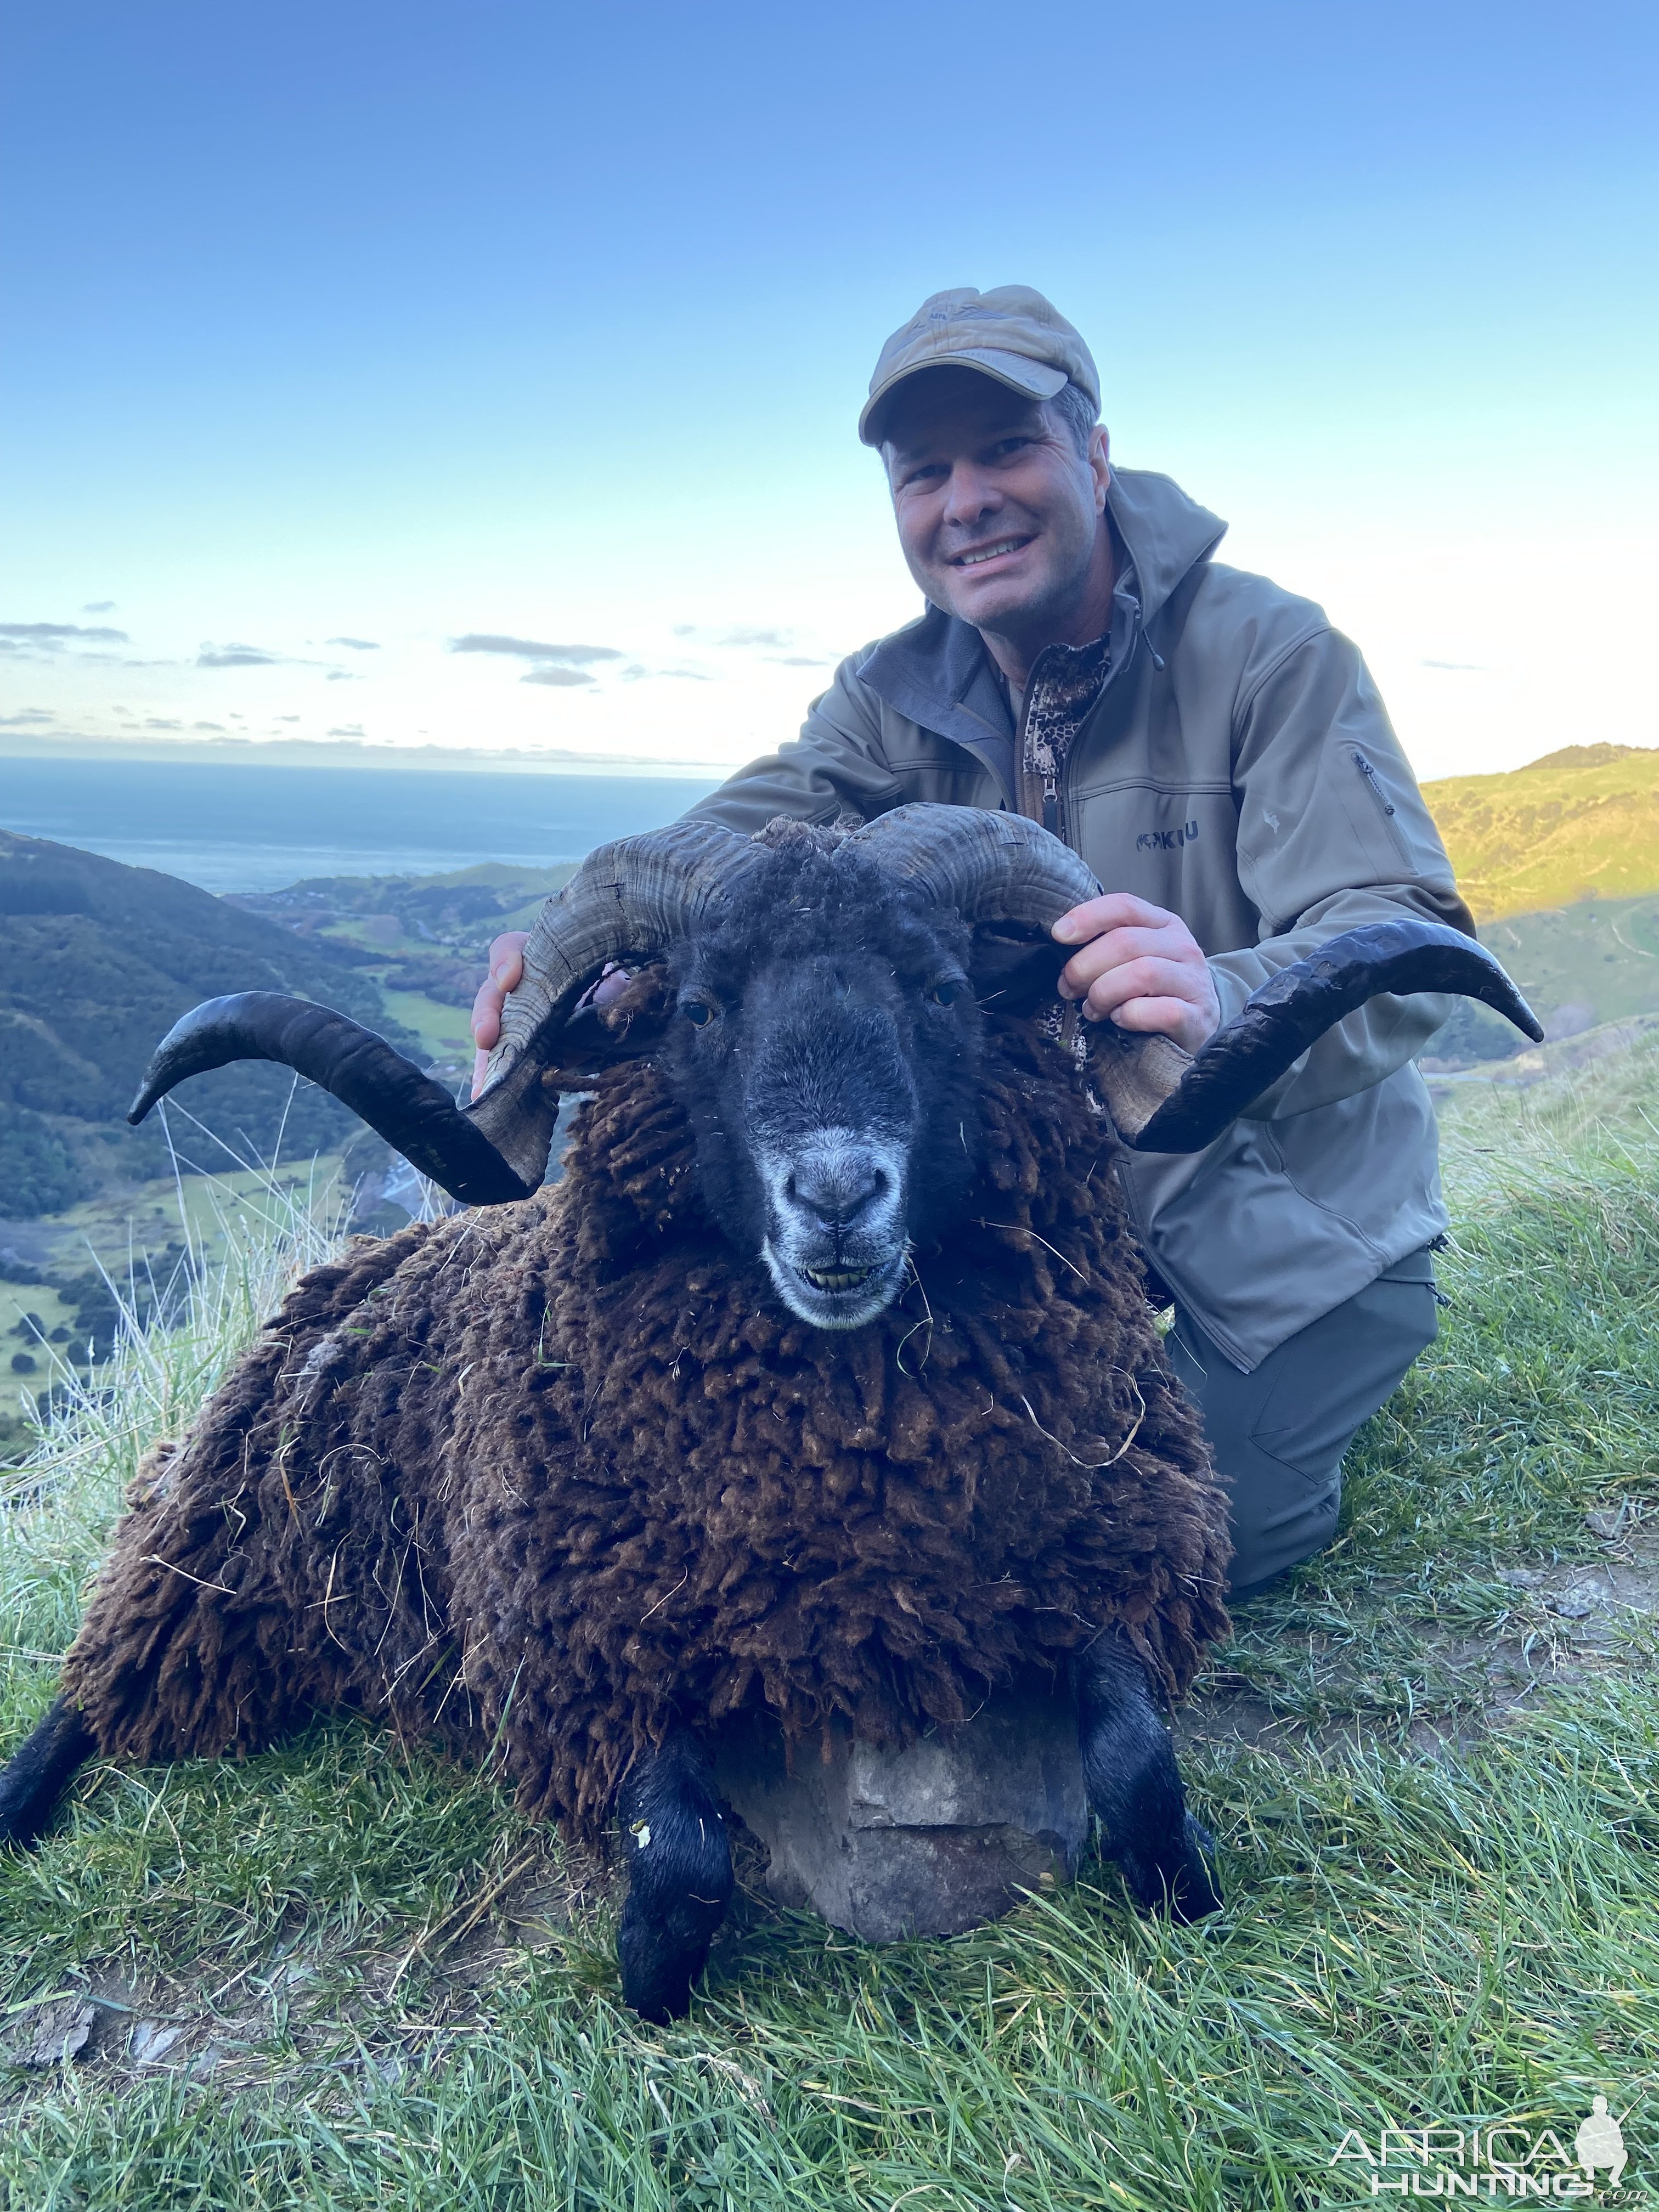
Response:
[614,1735,734,2024]
[617,1884,728,2024]
[1121,1812,1223,1922]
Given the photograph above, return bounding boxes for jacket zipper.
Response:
[1351,748,1413,865]
[1051,596,1146,849]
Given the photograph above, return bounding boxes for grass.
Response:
[1,1060,1656,2208]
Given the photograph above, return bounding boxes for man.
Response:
[473,285,1472,1600]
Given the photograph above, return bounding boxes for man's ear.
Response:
[969,924,1068,1014]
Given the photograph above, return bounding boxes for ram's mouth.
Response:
[798,1263,877,1293]
[761,1240,909,1331]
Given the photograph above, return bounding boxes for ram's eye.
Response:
[926,980,963,1008]
[681,999,717,1027]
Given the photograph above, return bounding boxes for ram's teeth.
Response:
[801,1265,874,1292]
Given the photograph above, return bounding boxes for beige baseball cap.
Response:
[858,284,1099,448]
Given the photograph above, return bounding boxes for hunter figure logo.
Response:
[1328,2097,1633,2197]
[1137,819,1200,851]
[1576,2101,1627,2191]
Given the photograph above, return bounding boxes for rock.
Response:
[129,2021,184,2066]
[14,1999,97,2067]
[713,1682,1088,1943]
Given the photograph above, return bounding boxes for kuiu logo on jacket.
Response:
[1137,821,1200,852]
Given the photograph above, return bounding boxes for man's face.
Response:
[882,367,1108,634]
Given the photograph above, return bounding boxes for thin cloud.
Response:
[144,718,184,731]
[620,663,712,684]
[720,625,792,648]
[326,669,358,681]
[769,653,831,667]
[0,708,57,727]
[326,635,380,651]
[328,723,366,737]
[0,619,130,646]
[193,721,227,732]
[1422,658,1487,672]
[276,715,301,723]
[451,633,624,666]
[521,666,596,687]
[198,641,279,668]
[83,600,117,614]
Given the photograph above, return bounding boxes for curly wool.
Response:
[60,1013,1231,1846]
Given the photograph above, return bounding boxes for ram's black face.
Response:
[660,845,985,1330]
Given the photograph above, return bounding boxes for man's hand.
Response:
[471,932,530,1099]
[1052,893,1221,1055]
[469,933,633,1099]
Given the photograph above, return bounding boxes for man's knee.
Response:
[1167,1252,1441,1598]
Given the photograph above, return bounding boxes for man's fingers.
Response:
[1104,995,1203,1038]
[1052,893,1174,944]
[1081,956,1205,1020]
[1058,925,1177,1000]
[488,931,529,992]
[471,975,504,1052]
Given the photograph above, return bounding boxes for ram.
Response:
[0,806,1538,2021]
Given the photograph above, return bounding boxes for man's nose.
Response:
[941,461,1002,530]
[786,1149,888,1229]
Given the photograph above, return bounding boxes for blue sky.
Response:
[2,0,1654,782]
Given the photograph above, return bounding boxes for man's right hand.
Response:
[471,932,529,1099]
[470,932,633,1098]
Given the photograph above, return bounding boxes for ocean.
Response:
[0,757,723,893]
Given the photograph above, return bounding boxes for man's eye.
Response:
[682,1000,717,1026]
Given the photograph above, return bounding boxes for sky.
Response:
[2,0,1655,787]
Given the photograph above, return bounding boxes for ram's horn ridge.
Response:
[851,802,1103,926]
[127,993,531,1206]
[1107,919,1545,1153]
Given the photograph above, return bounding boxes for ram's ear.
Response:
[538,962,676,1087]
[969,923,1069,1014]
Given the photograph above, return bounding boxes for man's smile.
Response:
[949,535,1034,569]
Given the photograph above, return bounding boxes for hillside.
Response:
[1422,741,1659,921]
[0,831,421,1216]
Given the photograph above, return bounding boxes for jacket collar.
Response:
[856,466,1228,806]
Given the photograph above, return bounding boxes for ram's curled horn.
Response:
[125,819,766,1209]
[845,803,1543,1155]
[1104,917,1544,1152]
[850,802,1104,926]
[127,994,531,1206]
[469,816,765,1189]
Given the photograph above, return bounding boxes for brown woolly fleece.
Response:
[60,1011,1232,1846]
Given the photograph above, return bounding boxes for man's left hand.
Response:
[1052,893,1221,1054]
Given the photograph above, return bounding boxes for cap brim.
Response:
[858,348,1069,446]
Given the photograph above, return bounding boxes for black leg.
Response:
[0,1695,95,1849]
[615,1732,734,2024]
[1075,1635,1222,1923]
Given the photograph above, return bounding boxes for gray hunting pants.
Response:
[1166,1248,1440,1600]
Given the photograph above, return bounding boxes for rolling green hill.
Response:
[1422,741,1659,921]
[0,831,421,1217]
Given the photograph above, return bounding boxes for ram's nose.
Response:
[784,1146,889,1231]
